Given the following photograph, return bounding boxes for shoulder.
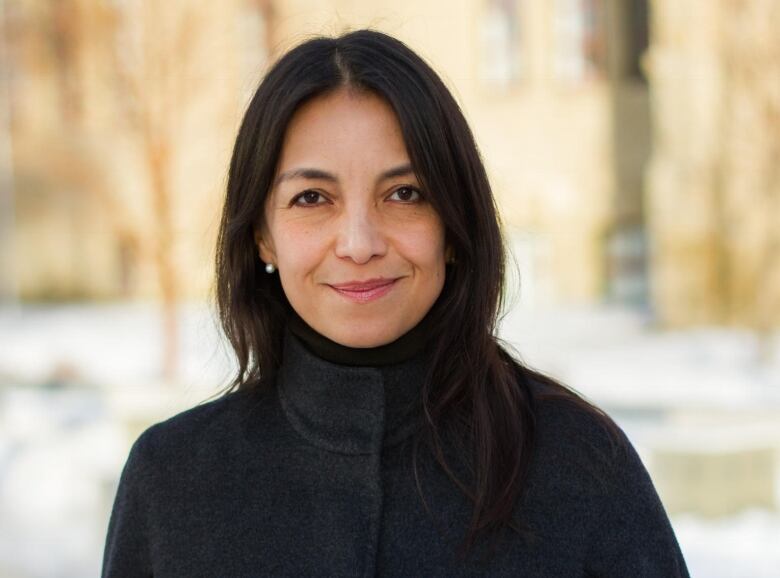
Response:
[126,387,274,473]
[527,377,625,446]
[522,381,688,574]
[525,376,636,496]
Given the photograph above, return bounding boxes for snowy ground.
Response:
[1,301,779,577]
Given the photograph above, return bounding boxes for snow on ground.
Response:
[0,301,235,392]
[1,302,779,577]
[0,388,126,578]
[673,509,780,578]
[499,303,780,410]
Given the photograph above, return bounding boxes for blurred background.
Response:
[0,0,779,576]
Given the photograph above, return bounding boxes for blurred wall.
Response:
[253,0,651,306]
[6,0,777,329]
[5,0,653,308]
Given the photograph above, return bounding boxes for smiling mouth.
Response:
[329,278,398,303]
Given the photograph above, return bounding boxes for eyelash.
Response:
[290,186,423,207]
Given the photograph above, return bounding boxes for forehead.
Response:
[276,89,409,170]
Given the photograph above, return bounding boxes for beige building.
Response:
[3,0,777,327]
[644,0,780,329]
[262,0,652,308]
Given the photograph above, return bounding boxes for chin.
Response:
[328,323,401,349]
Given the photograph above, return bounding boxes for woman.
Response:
[102,30,689,577]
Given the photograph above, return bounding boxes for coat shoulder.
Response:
[524,375,633,492]
[129,386,275,468]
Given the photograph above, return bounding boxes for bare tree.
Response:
[257,0,278,55]
[102,1,208,382]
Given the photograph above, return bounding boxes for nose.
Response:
[333,204,387,264]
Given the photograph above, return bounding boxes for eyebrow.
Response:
[273,163,415,187]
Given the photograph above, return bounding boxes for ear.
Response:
[253,227,277,265]
[444,244,455,264]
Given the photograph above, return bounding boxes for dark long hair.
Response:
[215,29,625,559]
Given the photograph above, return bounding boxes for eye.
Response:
[387,186,421,203]
[291,190,327,207]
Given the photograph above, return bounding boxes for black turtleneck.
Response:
[287,308,433,367]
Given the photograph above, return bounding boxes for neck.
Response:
[287,308,433,367]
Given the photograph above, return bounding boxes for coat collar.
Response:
[277,327,429,455]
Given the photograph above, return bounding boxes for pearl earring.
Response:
[265,263,276,274]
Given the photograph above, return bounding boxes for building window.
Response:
[605,224,648,306]
[480,0,524,87]
[552,0,606,83]
[626,0,649,81]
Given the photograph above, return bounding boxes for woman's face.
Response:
[255,88,448,348]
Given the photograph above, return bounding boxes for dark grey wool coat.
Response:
[102,329,690,577]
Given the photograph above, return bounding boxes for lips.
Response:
[329,277,398,303]
[330,278,397,291]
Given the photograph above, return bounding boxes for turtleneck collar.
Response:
[287,309,432,367]
[277,325,429,455]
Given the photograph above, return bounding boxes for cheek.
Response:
[401,220,447,269]
[274,225,327,276]
[423,218,447,261]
